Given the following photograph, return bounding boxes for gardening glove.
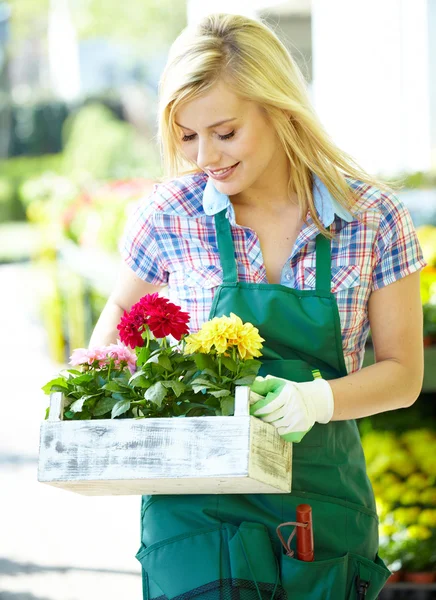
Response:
[249,375,334,443]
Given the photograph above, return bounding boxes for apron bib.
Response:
[136,209,390,600]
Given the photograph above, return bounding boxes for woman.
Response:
[90,13,426,600]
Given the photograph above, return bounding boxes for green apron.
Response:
[136,209,391,600]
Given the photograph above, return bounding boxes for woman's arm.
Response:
[89,261,165,347]
[329,270,424,420]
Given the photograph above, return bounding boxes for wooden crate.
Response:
[38,387,292,495]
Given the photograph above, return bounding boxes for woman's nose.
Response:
[196,139,221,170]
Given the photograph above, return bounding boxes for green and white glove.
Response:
[249,375,334,443]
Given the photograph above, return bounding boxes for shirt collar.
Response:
[202,173,354,226]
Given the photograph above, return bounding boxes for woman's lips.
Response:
[208,162,240,181]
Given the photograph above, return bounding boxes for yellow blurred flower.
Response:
[379,523,397,537]
[406,473,431,490]
[376,498,393,520]
[390,451,417,478]
[384,483,407,504]
[401,429,436,447]
[400,489,421,506]
[418,509,436,528]
[393,507,421,526]
[378,473,401,488]
[406,525,432,541]
[420,488,436,505]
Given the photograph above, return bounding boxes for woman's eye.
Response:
[181,130,236,143]
[218,130,235,141]
[182,133,196,142]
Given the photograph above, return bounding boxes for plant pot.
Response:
[38,388,292,496]
[386,570,403,584]
[404,571,435,584]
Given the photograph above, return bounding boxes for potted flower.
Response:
[38,294,293,496]
[400,525,436,583]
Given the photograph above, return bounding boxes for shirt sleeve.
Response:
[119,186,168,285]
[371,192,427,291]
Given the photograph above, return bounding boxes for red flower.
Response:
[116,293,190,347]
[117,311,144,348]
[147,302,190,340]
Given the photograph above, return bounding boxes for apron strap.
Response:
[215,209,238,283]
[315,233,332,294]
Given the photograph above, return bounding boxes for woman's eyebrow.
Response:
[175,118,237,130]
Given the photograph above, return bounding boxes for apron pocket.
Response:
[228,521,282,599]
[346,552,390,600]
[280,553,348,600]
[136,525,224,599]
[280,551,390,600]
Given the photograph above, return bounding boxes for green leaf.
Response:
[70,397,87,413]
[221,356,237,372]
[93,397,119,416]
[64,411,75,419]
[50,384,71,394]
[209,389,231,398]
[111,399,131,418]
[192,385,208,394]
[129,374,150,389]
[137,345,150,366]
[191,377,219,388]
[201,368,218,378]
[193,353,215,370]
[221,397,235,416]
[157,354,173,371]
[239,359,262,375]
[235,375,257,385]
[102,381,123,392]
[41,377,68,394]
[144,381,167,407]
[161,380,186,398]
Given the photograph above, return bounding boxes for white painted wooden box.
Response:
[38,387,292,495]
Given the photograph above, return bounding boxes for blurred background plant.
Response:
[362,428,436,578]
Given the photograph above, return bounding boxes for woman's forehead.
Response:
[174,84,257,130]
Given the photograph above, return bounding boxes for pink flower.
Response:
[69,346,110,368]
[107,341,137,374]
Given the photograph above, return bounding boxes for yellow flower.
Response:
[183,314,264,359]
[406,525,432,541]
[418,509,436,528]
[183,332,209,354]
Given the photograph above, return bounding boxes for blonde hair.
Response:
[158,13,399,238]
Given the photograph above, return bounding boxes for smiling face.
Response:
[174,79,290,203]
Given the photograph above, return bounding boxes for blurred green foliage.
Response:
[62,102,162,181]
[7,0,186,57]
[0,153,63,222]
[0,101,162,223]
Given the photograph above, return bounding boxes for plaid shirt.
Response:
[121,172,426,375]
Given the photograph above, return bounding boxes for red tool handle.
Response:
[296,504,314,561]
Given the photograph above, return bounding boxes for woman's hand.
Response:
[249,375,334,442]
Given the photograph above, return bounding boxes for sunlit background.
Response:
[1,1,436,599]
